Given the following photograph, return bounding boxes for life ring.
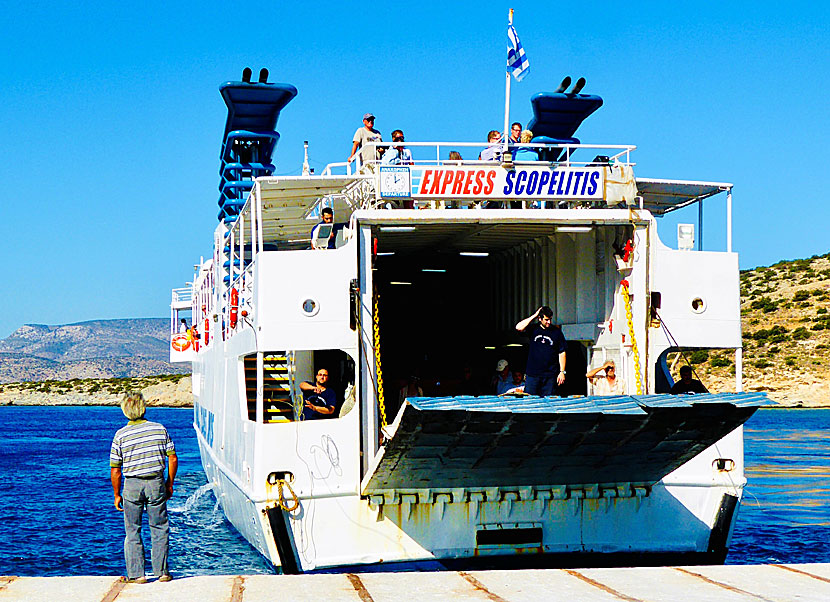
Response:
[171,334,191,352]
[204,317,210,345]
[230,288,239,329]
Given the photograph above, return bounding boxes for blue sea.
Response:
[0,406,827,576]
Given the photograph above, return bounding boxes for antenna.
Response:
[568,77,586,95]
[242,67,252,83]
[555,76,571,93]
[302,141,310,176]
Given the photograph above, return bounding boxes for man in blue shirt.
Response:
[299,368,338,420]
[515,306,567,396]
[381,129,413,165]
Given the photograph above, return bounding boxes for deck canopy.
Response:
[636,178,732,215]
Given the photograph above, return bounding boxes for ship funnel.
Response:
[555,76,572,93]
[242,67,252,83]
[259,68,269,83]
[568,77,586,95]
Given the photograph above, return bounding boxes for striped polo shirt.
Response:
[110,419,175,477]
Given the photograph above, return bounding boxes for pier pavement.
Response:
[2,563,829,601]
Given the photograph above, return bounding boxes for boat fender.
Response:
[623,239,633,262]
[204,317,210,345]
[229,288,239,329]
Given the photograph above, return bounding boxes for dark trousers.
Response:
[525,375,556,397]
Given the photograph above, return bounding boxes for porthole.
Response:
[691,297,706,314]
[301,298,320,317]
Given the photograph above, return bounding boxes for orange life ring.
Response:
[171,334,191,352]
[229,287,239,329]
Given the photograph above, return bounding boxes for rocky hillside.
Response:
[675,253,830,406]
[0,318,188,383]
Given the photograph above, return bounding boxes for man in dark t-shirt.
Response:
[299,368,338,420]
[670,365,708,394]
[515,306,567,396]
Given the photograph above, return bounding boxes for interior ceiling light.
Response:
[376,252,396,256]
[459,251,489,257]
[504,343,523,347]
[421,268,447,273]
[389,281,412,285]
[555,225,593,233]
[484,346,496,350]
[380,226,416,232]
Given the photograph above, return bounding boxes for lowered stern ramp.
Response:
[361,393,767,496]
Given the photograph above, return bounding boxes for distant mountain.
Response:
[0,318,189,383]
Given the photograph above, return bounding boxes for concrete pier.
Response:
[2,564,830,601]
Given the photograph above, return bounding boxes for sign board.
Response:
[411,166,604,200]
[379,166,412,198]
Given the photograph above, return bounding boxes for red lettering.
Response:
[451,170,465,194]
[419,170,432,195]
[483,170,496,195]
[472,170,484,195]
[441,171,454,194]
[429,170,442,194]
[462,170,475,195]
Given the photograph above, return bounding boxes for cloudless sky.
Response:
[1,1,828,338]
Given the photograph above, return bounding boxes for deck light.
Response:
[459,252,489,257]
[555,226,593,233]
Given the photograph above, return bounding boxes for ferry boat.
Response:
[169,69,767,573]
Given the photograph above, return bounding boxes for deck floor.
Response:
[2,564,829,601]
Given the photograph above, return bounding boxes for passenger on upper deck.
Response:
[670,365,709,394]
[310,207,336,249]
[478,130,502,162]
[348,113,382,167]
[516,306,567,396]
[586,360,626,395]
[513,130,538,162]
[381,130,413,165]
[299,368,338,419]
[178,319,188,334]
[509,122,522,144]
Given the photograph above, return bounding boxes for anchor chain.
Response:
[621,279,644,394]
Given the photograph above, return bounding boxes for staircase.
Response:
[243,353,294,422]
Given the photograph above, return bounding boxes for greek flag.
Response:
[507,25,529,81]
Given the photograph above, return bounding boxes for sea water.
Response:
[0,406,827,576]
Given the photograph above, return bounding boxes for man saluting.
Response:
[516,306,567,397]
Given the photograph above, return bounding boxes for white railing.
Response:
[171,287,192,304]
[322,141,636,176]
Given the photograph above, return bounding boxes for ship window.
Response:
[691,297,706,313]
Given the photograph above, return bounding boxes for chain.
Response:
[373,290,388,428]
[621,279,644,394]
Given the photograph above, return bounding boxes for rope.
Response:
[621,279,644,394]
[277,478,300,512]
[373,290,388,429]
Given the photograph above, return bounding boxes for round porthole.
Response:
[301,298,320,317]
[691,297,706,314]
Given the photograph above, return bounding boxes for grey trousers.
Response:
[123,475,169,579]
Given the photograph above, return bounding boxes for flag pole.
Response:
[503,8,513,156]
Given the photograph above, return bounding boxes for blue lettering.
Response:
[556,170,566,195]
[515,171,528,195]
[538,170,551,194]
[503,170,516,194]
[565,172,574,195]
[548,171,559,195]
[587,171,600,195]
[572,172,584,196]
[527,171,539,195]
[580,171,589,195]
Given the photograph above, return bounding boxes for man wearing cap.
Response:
[515,306,567,396]
[348,113,383,168]
[492,359,512,394]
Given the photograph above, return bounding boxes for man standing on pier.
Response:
[110,391,177,583]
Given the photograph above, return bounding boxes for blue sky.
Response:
[1,2,828,338]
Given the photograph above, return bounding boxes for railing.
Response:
[171,287,192,304]
[322,141,636,176]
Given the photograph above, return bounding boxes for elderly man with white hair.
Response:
[110,391,177,583]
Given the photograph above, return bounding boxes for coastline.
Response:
[0,376,193,408]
